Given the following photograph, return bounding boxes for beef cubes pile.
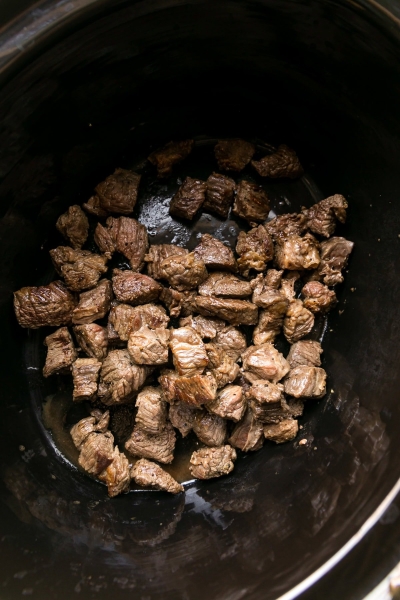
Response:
[13,137,354,497]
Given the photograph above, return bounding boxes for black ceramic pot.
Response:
[1,1,400,598]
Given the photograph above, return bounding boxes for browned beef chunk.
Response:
[98,446,131,497]
[251,144,303,179]
[14,281,76,329]
[169,176,206,220]
[109,302,169,341]
[284,366,327,398]
[160,252,208,291]
[194,233,238,272]
[112,269,161,305]
[283,299,314,344]
[265,213,308,242]
[179,315,225,339]
[193,411,227,446]
[95,168,141,214]
[99,349,150,405]
[72,279,113,324]
[56,205,89,249]
[318,237,354,286]
[132,458,184,493]
[82,195,108,218]
[198,272,252,298]
[128,325,170,365]
[214,139,255,172]
[302,281,337,314]
[275,234,320,270]
[107,303,136,341]
[208,385,246,422]
[94,223,116,259]
[203,173,236,219]
[145,244,188,279]
[72,358,101,402]
[168,402,198,437]
[264,269,284,289]
[50,247,108,292]
[159,286,185,317]
[253,302,288,345]
[229,409,264,451]
[78,430,115,475]
[159,370,217,406]
[104,217,148,271]
[135,386,167,434]
[189,445,237,479]
[279,271,301,301]
[233,180,271,224]
[205,343,239,388]
[287,340,323,368]
[246,380,293,423]
[125,421,176,463]
[264,419,299,444]
[74,323,108,360]
[214,326,247,362]
[43,327,77,377]
[305,194,348,238]
[236,225,274,276]
[169,327,208,376]
[242,343,290,382]
[148,139,194,178]
[70,411,110,448]
[195,296,258,326]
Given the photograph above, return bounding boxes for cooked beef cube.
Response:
[108,303,136,341]
[264,269,284,289]
[169,176,206,220]
[169,402,198,437]
[109,405,135,444]
[99,349,150,405]
[131,458,184,493]
[14,281,76,329]
[159,370,217,406]
[112,269,161,305]
[251,144,303,179]
[287,340,323,368]
[302,281,337,314]
[305,194,348,238]
[169,327,208,376]
[135,386,167,434]
[283,299,315,344]
[246,380,292,423]
[78,430,115,475]
[242,343,290,382]
[159,286,184,317]
[214,138,255,172]
[236,225,274,276]
[82,195,108,218]
[125,421,176,464]
[252,273,286,307]
[179,315,225,339]
[198,272,252,298]
[189,445,237,479]
[214,326,247,362]
[264,419,299,444]
[107,320,123,346]
[193,411,227,446]
[246,379,283,404]
[195,296,258,326]
[74,323,108,360]
[56,205,89,249]
[160,252,208,291]
[265,213,308,242]
[148,139,194,178]
[105,216,148,271]
[253,299,289,345]
[70,411,110,448]
[205,343,240,388]
[145,244,188,279]
[284,366,327,398]
[72,279,113,324]
[233,180,271,224]
[50,246,108,292]
[203,173,236,219]
[208,385,246,422]
[95,168,141,214]
[275,234,320,271]
[229,409,264,451]
[43,327,77,377]
[98,446,131,497]
[194,233,238,272]
[94,223,116,259]
[128,325,170,365]
[109,302,169,341]
[318,236,354,286]
[279,271,301,301]
[72,358,102,402]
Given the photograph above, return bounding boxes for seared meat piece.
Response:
[95,168,141,214]
[280,271,301,301]
[72,279,113,324]
[236,225,274,276]
[74,323,108,360]
[108,303,136,341]
[112,269,161,305]
[109,405,135,444]
[284,366,327,398]
[169,176,206,220]
[99,349,150,405]
[56,205,89,249]
[179,315,225,339]
[160,252,208,291]
[50,246,108,292]
[193,411,227,446]
[302,281,337,314]
[169,327,208,376]
[160,287,197,318]
[128,325,170,365]
[264,419,299,444]
[264,269,284,289]
[242,343,290,382]
[246,379,283,404]
[14,281,76,329]
[233,180,271,224]
[287,340,323,368]
[203,173,236,219]
[318,236,354,286]
[104,216,148,271]
[189,445,237,479]
[135,386,167,434]
[283,299,314,344]
[251,144,303,179]
[145,244,188,280]
[215,326,247,362]
[82,195,108,218]
[246,380,293,423]
[94,223,116,259]
[169,402,198,437]
[43,327,77,377]
[208,385,246,422]
[159,370,217,406]
[265,213,308,242]
[131,458,184,493]
[195,296,258,326]
[198,272,252,298]
[78,430,115,475]
[229,409,264,452]
[205,343,240,388]
[99,446,131,497]
[72,358,101,402]
[305,194,348,238]
[109,302,169,341]
[70,411,110,448]
[148,139,194,178]
[125,421,176,464]
[275,234,320,270]
[194,233,237,272]
[253,301,288,345]
[214,138,255,172]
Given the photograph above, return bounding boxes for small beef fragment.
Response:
[284,366,327,398]
[189,445,237,479]
[125,421,176,464]
[242,343,290,382]
[305,194,348,238]
[169,402,198,437]
[132,459,184,493]
[280,271,301,301]
[236,225,274,276]
[99,349,150,405]
[264,420,299,444]
[208,385,246,422]
[283,299,315,344]
[265,213,308,242]
[215,326,247,362]
[214,139,255,172]
[109,302,169,341]
[105,217,148,271]
[287,340,323,368]
[251,144,303,179]
[148,140,194,178]
[72,279,113,324]
[145,244,188,280]
[203,173,236,219]
[99,446,131,497]
[318,237,354,286]
[160,252,208,291]
[169,327,208,376]
[199,272,252,298]
[194,233,237,272]
[193,411,227,446]
[43,327,77,377]
[95,168,141,214]
[159,370,217,406]
[233,180,271,224]
[109,405,136,444]
[50,246,108,292]
[94,223,116,259]
[179,315,225,339]
[253,302,288,345]
[135,386,167,434]
[302,281,337,314]
[56,205,89,249]
[78,431,115,475]
[108,303,136,341]
[275,234,320,271]
[229,409,264,452]
[169,176,206,220]
[246,380,292,423]
[74,323,108,360]
[264,269,284,289]
[82,195,108,218]
[112,269,161,305]
[70,411,110,448]
[205,343,240,388]
[14,281,76,329]
[72,358,102,402]
[195,296,258,326]
[128,325,170,365]
[159,286,184,317]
